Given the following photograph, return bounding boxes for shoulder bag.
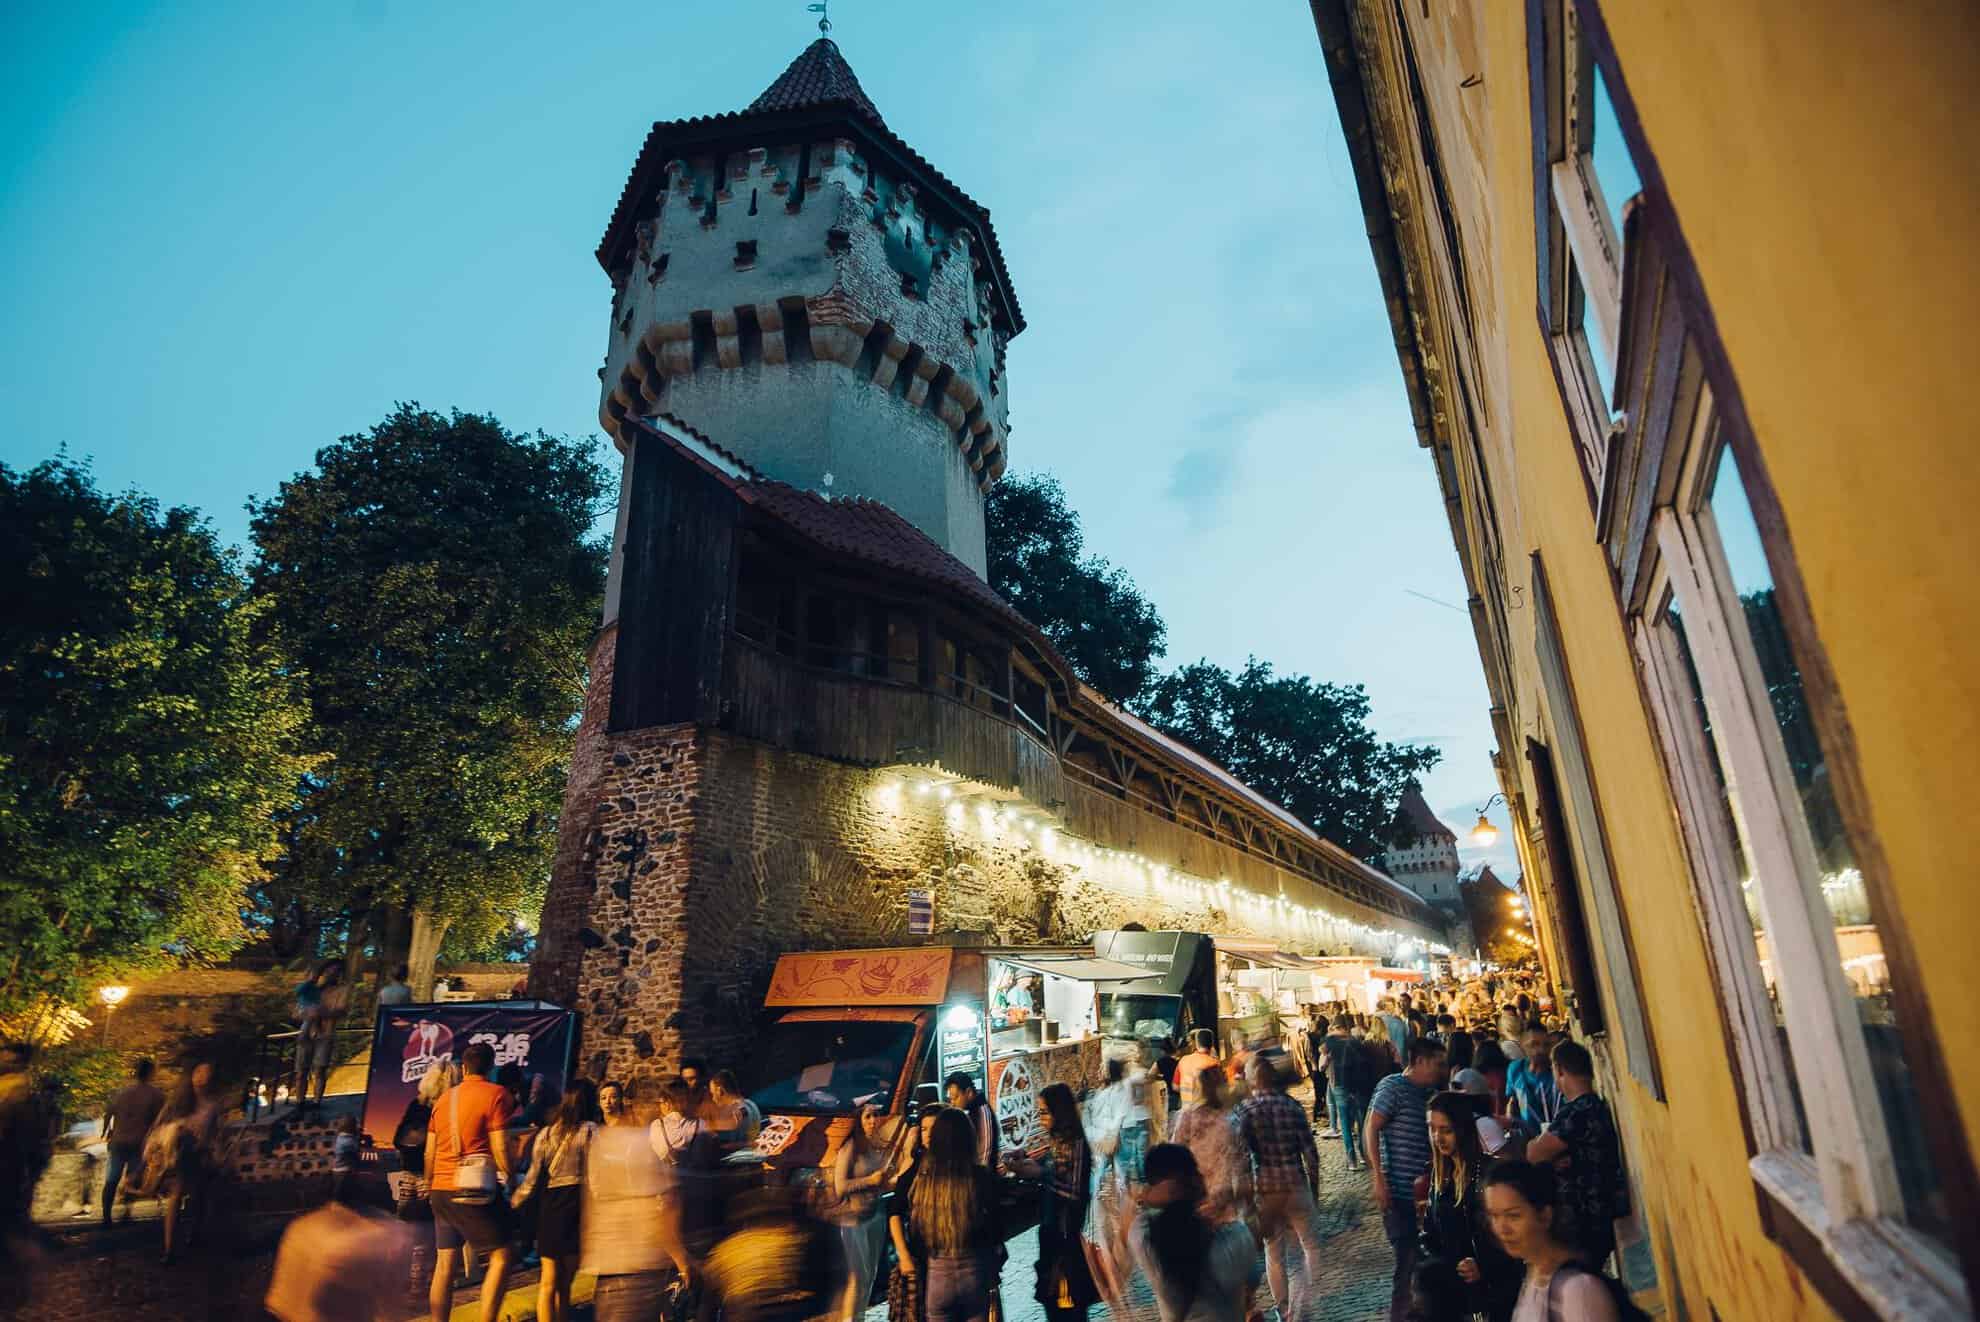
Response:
[449,1087,499,1205]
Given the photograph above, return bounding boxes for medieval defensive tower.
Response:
[594,38,1022,577]
[530,37,1440,1085]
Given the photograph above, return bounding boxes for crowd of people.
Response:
[4,961,1644,1322]
[1278,977,1638,1322]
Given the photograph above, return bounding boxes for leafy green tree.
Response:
[248,406,608,996]
[1135,658,1441,860]
[0,459,317,1017]
[986,474,1167,703]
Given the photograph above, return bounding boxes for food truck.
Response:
[1089,930,1361,1054]
[744,942,1151,1171]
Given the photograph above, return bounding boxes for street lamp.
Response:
[97,984,129,1045]
[1470,794,1506,847]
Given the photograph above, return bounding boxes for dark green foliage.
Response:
[247,405,609,960]
[1134,658,1442,861]
[986,474,1167,703]
[0,458,316,1016]
[986,470,1441,861]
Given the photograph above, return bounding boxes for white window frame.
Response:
[1536,0,1629,499]
[1635,397,1967,1319]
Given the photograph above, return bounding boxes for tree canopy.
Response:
[985,470,1441,861]
[986,474,1167,703]
[248,405,609,991]
[0,458,316,1017]
[1136,658,1442,860]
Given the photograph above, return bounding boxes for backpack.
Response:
[1547,1263,1651,1322]
[1351,1040,1388,1096]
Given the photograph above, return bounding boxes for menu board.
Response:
[937,999,987,1091]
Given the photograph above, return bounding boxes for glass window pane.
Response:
[1659,597,1810,1151]
[1587,65,1642,241]
[1707,446,1953,1255]
[1568,260,1616,410]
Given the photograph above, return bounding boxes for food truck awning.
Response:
[1206,936,1314,971]
[995,954,1158,983]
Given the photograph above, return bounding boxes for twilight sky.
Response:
[0,1,1516,878]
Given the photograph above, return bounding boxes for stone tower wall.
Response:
[598,139,1009,575]
[532,633,1319,1095]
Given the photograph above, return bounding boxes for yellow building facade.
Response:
[1309,1,1980,1317]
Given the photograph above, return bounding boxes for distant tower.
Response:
[593,39,1022,577]
[1383,786,1462,909]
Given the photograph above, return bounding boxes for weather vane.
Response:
[807,1,831,34]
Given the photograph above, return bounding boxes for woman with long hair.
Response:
[1126,1144,1255,1322]
[514,1078,600,1322]
[887,1108,1002,1322]
[1168,1067,1241,1223]
[154,1060,227,1265]
[1004,1084,1099,1322]
[831,1102,899,1322]
[1483,1161,1620,1322]
[1446,1030,1477,1079]
[1417,1093,1520,1322]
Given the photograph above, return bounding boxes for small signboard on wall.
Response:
[907,888,934,935]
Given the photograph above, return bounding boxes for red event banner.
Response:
[359,1000,576,1148]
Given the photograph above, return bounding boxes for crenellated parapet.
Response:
[590,39,1021,575]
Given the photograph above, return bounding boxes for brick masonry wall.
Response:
[535,633,1313,1093]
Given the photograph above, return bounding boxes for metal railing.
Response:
[242,1026,371,1121]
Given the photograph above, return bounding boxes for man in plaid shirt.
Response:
[1232,1052,1325,1321]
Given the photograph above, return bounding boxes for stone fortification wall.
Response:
[535,712,1328,1095]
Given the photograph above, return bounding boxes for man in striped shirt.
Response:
[1364,1036,1448,1322]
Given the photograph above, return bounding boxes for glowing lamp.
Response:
[1470,814,1499,847]
[98,985,130,1007]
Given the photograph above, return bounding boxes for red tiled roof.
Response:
[595,42,1024,335]
[1397,786,1457,842]
[749,38,885,126]
[632,415,1032,639]
[739,483,1037,636]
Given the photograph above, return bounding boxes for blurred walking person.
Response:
[830,1101,897,1322]
[153,1060,227,1265]
[1231,1054,1323,1322]
[265,1198,412,1322]
[424,1041,517,1322]
[514,1077,600,1322]
[99,1057,163,1224]
[888,1108,1002,1322]
[1127,1144,1256,1322]
[1169,1068,1242,1223]
[583,1098,693,1322]
[1173,1030,1220,1110]
[1003,1083,1099,1322]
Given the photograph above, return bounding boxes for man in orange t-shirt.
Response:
[1172,1028,1221,1108]
[423,1041,517,1322]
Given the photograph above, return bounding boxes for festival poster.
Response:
[359,1001,576,1148]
